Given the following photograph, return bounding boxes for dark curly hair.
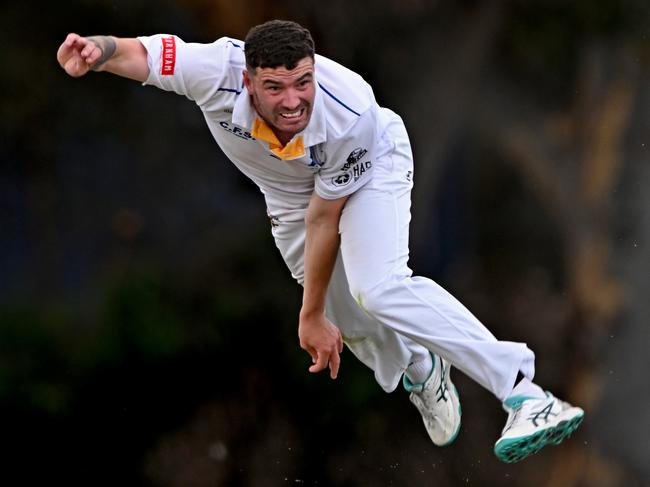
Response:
[244,20,315,71]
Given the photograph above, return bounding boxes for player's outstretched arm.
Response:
[57,33,149,82]
[299,193,348,379]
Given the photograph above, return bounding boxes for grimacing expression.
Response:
[244,57,316,143]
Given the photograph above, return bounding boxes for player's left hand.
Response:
[298,311,344,379]
[57,33,104,77]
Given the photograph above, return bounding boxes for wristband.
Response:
[87,36,117,71]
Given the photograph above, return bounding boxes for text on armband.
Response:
[161,36,176,76]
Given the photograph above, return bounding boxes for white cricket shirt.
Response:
[139,35,396,218]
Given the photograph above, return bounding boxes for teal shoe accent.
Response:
[494,412,584,463]
[402,352,436,393]
[405,354,463,447]
[503,394,536,409]
[440,384,462,446]
[402,374,422,393]
[402,373,429,393]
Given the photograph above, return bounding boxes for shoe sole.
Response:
[494,412,584,463]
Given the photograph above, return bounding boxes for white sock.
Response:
[405,353,434,384]
[508,377,546,400]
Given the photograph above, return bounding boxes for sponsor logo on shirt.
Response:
[347,147,368,165]
[219,121,255,141]
[338,147,368,172]
[332,172,352,187]
[331,160,372,187]
[161,36,176,76]
[351,160,372,180]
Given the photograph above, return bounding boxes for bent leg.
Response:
[326,251,435,391]
[269,207,428,391]
[339,124,535,401]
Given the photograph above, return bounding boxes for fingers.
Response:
[308,348,341,379]
[309,350,328,374]
[58,33,85,59]
[80,41,102,64]
[64,33,83,47]
[57,33,102,76]
[57,35,75,66]
[305,345,317,364]
[329,349,340,379]
[60,33,81,53]
[298,318,343,379]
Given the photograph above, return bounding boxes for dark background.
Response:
[1,0,649,485]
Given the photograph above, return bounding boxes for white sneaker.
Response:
[494,392,584,463]
[403,354,462,446]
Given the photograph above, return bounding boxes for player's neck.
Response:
[273,128,296,147]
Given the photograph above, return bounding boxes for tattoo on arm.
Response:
[87,36,117,71]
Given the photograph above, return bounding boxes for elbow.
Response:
[304,211,335,229]
[305,194,349,227]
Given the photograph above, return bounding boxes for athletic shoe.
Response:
[403,354,462,446]
[494,392,585,463]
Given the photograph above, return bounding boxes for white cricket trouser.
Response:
[269,114,535,401]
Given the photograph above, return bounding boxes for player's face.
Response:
[244,57,316,143]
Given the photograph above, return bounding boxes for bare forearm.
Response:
[297,194,347,379]
[57,33,149,81]
[301,193,349,316]
[92,37,149,82]
[301,218,340,317]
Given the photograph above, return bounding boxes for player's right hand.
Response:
[57,33,103,77]
[298,311,344,379]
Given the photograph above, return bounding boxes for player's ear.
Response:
[243,69,254,92]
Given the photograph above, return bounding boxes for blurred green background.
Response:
[1,0,649,485]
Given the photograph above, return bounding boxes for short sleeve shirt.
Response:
[139,35,384,216]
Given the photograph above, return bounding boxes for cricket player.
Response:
[56,19,584,462]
